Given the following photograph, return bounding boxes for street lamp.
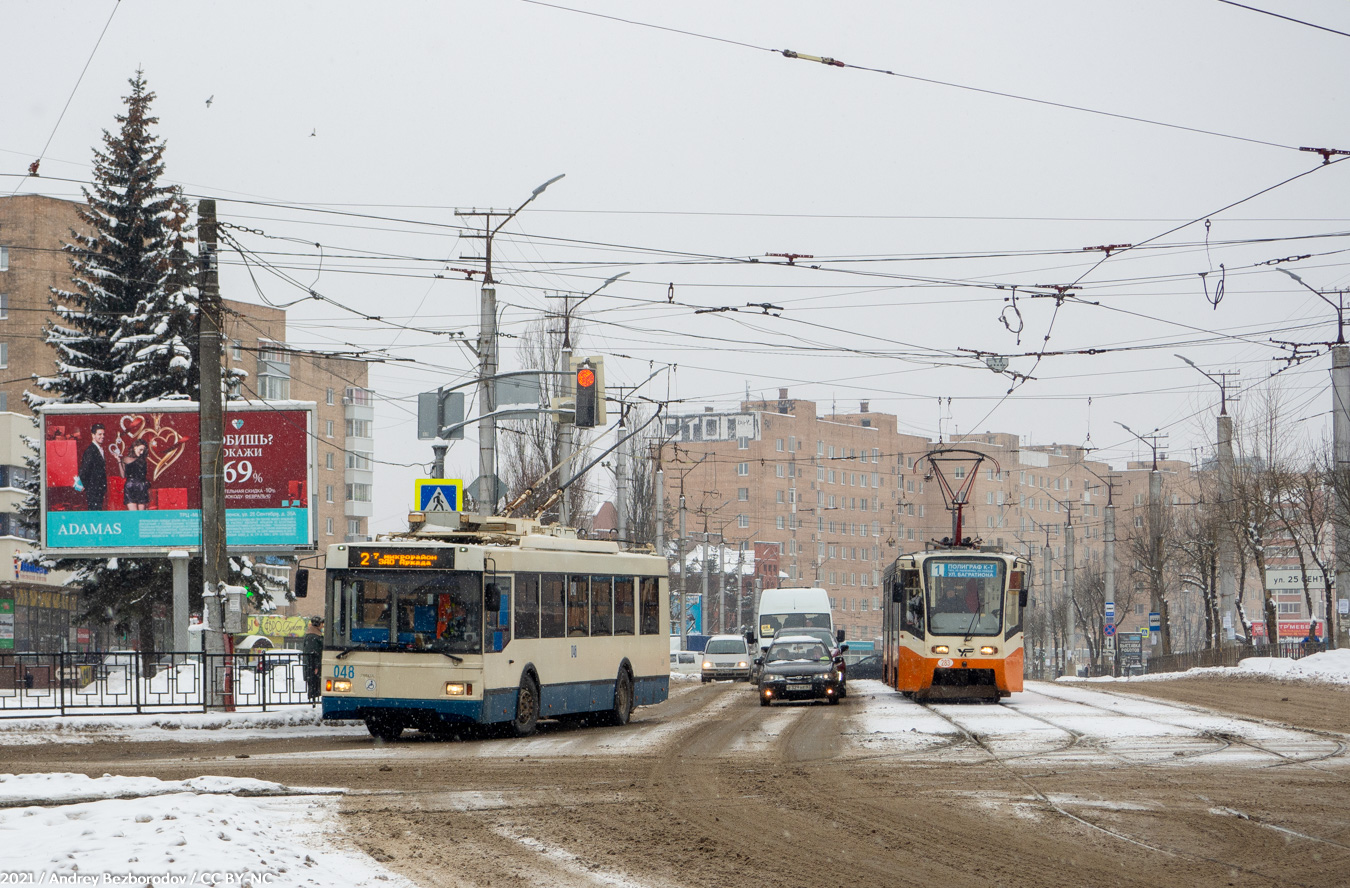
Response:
[1115,421,1159,470]
[1278,268,1345,344]
[1175,354,1230,415]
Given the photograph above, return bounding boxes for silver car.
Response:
[700,635,752,683]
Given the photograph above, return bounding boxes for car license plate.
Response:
[788,680,811,687]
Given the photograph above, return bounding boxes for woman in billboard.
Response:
[119,438,152,511]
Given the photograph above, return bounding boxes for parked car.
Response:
[700,635,752,683]
[670,650,700,675]
[756,635,844,706]
[847,653,883,680]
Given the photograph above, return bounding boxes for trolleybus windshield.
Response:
[925,559,1003,637]
[333,570,483,654]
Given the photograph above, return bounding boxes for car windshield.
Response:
[705,640,745,654]
[926,559,1004,637]
[767,641,829,663]
[784,628,835,650]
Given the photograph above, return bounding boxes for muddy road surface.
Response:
[5,679,1348,888]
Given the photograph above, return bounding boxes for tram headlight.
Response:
[930,645,950,655]
[979,645,998,655]
[445,682,473,696]
[329,679,352,693]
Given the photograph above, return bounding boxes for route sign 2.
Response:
[1103,623,1116,637]
[415,479,463,512]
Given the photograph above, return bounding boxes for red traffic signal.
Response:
[575,361,598,428]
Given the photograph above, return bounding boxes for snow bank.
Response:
[1064,648,1350,686]
[0,707,366,745]
[0,773,412,887]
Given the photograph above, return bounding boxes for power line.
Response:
[1213,0,1350,39]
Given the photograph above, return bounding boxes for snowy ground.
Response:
[1068,647,1350,685]
[1,657,1345,886]
[0,773,414,888]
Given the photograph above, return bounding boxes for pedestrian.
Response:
[302,616,324,703]
[1301,623,1321,652]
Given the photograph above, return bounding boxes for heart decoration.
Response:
[117,414,191,482]
[232,419,244,430]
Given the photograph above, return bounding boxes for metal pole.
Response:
[679,494,687,649]
[1104,495,1116,672]
[432,440,448,480]
[1334,345,1350,648]
[1065,517,1076,674]
[169,550,189,652]
[655,468,665,555]
[1042,537,1053,676]
[559,315,573,527]
[616,412,629,545]
[700,531,711,636]
[197,199,226,708]
[1217,412,1237,646]
[1150,468,1167,655]
[478,284,498,515]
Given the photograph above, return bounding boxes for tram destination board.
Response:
[349,546,455,570]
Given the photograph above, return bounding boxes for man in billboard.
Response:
[77,424,109,510]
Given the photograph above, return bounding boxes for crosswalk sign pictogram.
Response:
[414,479,463,512]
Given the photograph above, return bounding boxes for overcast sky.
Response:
[6,1,1350,531]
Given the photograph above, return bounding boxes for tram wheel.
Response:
[601,668,634,727]
[511,673,540,737]
[365,715,403,742]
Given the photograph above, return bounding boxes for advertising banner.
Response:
[41,402,314,553]
[0,600,12,650]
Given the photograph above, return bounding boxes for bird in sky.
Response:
[310,128,316,137]
[205,95,213,107]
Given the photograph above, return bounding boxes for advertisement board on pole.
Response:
[40,402,315,554]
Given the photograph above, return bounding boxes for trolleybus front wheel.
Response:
[601,668,634,726]
[511,674,540,736]
[365,714,404,742]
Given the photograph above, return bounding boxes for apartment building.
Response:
[0,194,371,632]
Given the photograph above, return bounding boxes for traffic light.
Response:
[575,360,598,428]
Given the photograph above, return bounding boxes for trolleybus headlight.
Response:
[979,645,998,655]
[445,682,472,696]
[331,679,352,693]
[931,645,950,655]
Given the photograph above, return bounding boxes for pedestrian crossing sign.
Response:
[414,479,464,513]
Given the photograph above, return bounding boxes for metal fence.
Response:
[1144,640,1329,675]
[0,650,317,717]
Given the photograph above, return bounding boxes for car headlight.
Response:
[702,661,713,670]
[817,672,833,679]
[931,645,949,655]
[737,661,748,668]
[979,645,998,655]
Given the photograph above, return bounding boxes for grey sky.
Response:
[5,1,1350,530]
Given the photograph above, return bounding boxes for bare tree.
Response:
[498,318,593,527]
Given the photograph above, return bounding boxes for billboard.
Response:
[40,402,315,554]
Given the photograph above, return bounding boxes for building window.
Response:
[0,293,7,319]
[0,342,7,369]
[325,485,334,503]
[776,490,784,504]
[348,518,362,536]
[737,436,749,450]
[325,452,334,470]
[326,388,335,406]
[776,464,785,478]
[738,487,750,501]
[0,246,7,271]
[346,451,373,470]
[326,517,334,536]
[776,516,785,530]
[776,439,784,452]
[325,420,334,438]
[0,392,6,411]
[230,340,242,361]
[346,419,373,438]
[346,483,372,503]
[738,514,749,528]
[737,462,749,476]
[256,342,291,400]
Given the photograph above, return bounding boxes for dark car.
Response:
[846,653,883,680]
[756,636,843,706]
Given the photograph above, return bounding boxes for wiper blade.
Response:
[435,650,464,664]
[334,646,359,660]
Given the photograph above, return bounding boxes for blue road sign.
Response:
[415,479,464,512]
[1149,611,1161,632]
[1103,623,1116,637]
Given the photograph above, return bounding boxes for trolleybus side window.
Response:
[515,573,541,638]
[567,575,590,637]
[639,576,661,635]
[541,573,566,638]
[613,576,636,635]
[926,560,1004,637]
[591,575,613,637]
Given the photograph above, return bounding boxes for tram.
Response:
[318,512,670,739]
[881,545,1031,701]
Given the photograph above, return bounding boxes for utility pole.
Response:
[197,199,228,707]
[1119,422,1170,656]
[678,493,687,649]
[1064,501,1076,676]
[615,395,629,545]
[1335,345,1350,648]
[457,176,563,516]
[1041,525,1054,676]
[1104,473,1118,674]
[1178,355,1239,647]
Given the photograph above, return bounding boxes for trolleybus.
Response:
[881,546,1030,701]
[319,514,670,739]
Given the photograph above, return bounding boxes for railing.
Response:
[0,650,317,717]
[1144,641,1328,675]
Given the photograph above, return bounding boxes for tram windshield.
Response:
[925,559,1003,637]
[332,570,483,654]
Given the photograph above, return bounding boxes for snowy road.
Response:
[1,668,1348,888]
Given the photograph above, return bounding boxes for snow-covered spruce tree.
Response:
[22,73,287,650]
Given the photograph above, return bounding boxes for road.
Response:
[5,677,1348,888]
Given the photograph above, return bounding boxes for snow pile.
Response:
[0,772,316,806]
[0,707,366,745]
[0,773,412,888]
[1066,648,1350,685]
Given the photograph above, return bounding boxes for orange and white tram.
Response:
[881,547,1031,701]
